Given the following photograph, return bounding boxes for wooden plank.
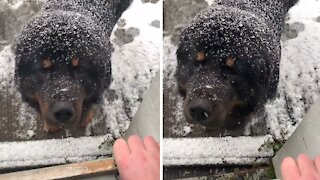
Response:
[164,165,271,180]
[0,159,117,180]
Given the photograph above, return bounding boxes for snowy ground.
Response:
[102,0,160,138]
[266,0,320,140]
[0,0,160,141]
[164,0,320,165]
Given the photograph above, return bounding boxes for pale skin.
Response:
[114,137,320,180]
[281,154,320,180]
[113,135,160,180]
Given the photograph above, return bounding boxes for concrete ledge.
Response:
[0,136,111,169]
[163,135,274,166]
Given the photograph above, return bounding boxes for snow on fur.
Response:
[164,0,320,141]
[0,0,160,140]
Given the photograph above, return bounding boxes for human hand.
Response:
[281,154,320,180]
[113,135,160,180]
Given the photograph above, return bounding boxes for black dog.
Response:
[15,0,131,132]
[176,0,298,130]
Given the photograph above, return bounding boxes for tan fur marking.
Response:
[71,56,80,67]
[196,51,206,62]
[43,120,60,133]
[226,56,235,68]
[219,96,244,121]
[225,96,244,115]
[42,58,52,69]
[33,92,59,133]
[80,108,95,127]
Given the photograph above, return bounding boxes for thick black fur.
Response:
[176,0,297,130]
[15,0,131,130]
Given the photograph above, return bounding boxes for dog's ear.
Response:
[284,0,298,10]
[289,0,298,7]
[113,0,133,23]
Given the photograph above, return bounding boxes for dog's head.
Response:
[176,6,280,129]
[15,12,112,129]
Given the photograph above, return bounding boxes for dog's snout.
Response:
[52,102,74,123]
[189,99,212,122]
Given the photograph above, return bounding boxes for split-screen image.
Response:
[0,0,319,179]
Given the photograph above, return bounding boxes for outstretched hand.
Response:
[281,154,320,180]
[113,135,160,180]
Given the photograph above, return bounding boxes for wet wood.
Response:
[164,165,272,179]
[0,159,117,180]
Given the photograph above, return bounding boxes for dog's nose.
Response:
[52,102,74,123]
[189,99,211,122]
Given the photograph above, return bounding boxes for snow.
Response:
[0,46,15,94]
[1,0,30,10]
[204,0,214,6]
[164,0,320,139]
[265,0,320,140]
[0,46,38,139]
[0,0,160,141]
[10,0,24,10]
[0,0,159,168]
[0,136,112,169]
[163,0,320,165]
[163,135,274,166]
[168,0,288,135]
[102,0,160,137]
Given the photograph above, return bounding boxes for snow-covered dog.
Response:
[176,0,298,130]
[14,0,131,132]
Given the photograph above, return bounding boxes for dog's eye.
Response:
[225,56,235,68]
[196,51,206,62]
[42,58,53,69]
[193,52,206,66]
[71,56,80,68]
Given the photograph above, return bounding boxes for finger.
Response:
[143,136,160,154]
[281,157,301,179]
[314,156,320,173]
[128,135,146,152]
[114,138,131,154]
[297,154,318,175]
[113,138,131,169]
